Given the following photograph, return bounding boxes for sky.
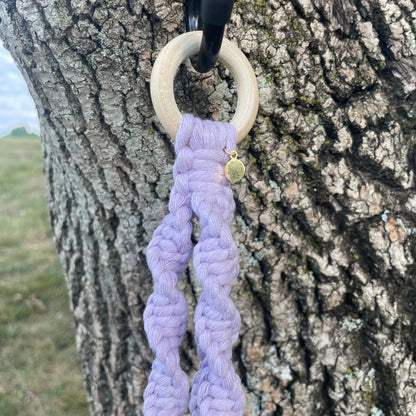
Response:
[0,41,40,137]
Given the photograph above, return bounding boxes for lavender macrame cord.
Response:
[143,114,245,416]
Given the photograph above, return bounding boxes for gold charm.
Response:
[224,149,245,183]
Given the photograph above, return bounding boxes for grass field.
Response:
[0,137,89,415]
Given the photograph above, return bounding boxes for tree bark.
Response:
[1,0,416,414]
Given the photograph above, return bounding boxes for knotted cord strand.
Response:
[143,117,195,416]
[143,115,245,416]
[187,117,245,416]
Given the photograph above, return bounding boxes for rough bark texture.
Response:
[1,0,416,415]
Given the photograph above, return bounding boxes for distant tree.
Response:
[9,126,38,138]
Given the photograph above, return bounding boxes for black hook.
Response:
[186,0,235,73]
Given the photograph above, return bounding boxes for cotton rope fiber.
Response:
[143,114,245,416]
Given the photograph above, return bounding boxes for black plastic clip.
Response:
[186,0,235,73]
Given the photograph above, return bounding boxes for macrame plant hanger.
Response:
[143,0,259,414]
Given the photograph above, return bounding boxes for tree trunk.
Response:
[1,0,416,414]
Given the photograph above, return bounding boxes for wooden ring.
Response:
[150,31,259,144]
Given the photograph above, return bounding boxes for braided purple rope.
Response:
[143,118,195,416]
[143,114,245,416]
[187,118,245,416]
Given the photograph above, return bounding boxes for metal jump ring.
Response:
[150,31,259,144]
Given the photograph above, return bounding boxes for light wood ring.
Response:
[150,31,259,144]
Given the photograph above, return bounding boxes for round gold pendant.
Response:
[224,158,246,183]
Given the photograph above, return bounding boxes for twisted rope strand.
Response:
[188,119,245,416]
[144,115,245,416]
[143,117,195,416]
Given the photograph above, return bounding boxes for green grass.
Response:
[0,137,89,416]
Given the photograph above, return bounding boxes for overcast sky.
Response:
[0,42,40,137]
